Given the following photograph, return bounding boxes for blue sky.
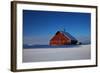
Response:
[23,10,91,45]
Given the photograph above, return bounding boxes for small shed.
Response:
[50,31,78,46]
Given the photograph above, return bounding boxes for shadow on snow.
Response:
[23,44,82,49]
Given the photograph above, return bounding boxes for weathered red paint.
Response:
[50,32,71,46]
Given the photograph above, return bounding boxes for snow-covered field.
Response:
[23,45,91,62]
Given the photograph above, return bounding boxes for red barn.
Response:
[50,31,78,46]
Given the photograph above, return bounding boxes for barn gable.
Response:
[50,31,70,41]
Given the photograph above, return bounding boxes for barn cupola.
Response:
[59,27,66,32]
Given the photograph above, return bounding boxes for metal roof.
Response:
[60,31,77,41]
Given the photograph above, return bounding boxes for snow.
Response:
[23,45,91,62]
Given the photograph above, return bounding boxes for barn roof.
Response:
[60,31,77,41]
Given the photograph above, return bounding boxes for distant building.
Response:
[50,31,78,46]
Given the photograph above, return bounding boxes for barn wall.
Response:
[50,32,71,46]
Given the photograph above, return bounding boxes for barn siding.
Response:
[50,32,71,46]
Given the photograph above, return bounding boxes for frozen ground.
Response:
[23,45,91,62]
